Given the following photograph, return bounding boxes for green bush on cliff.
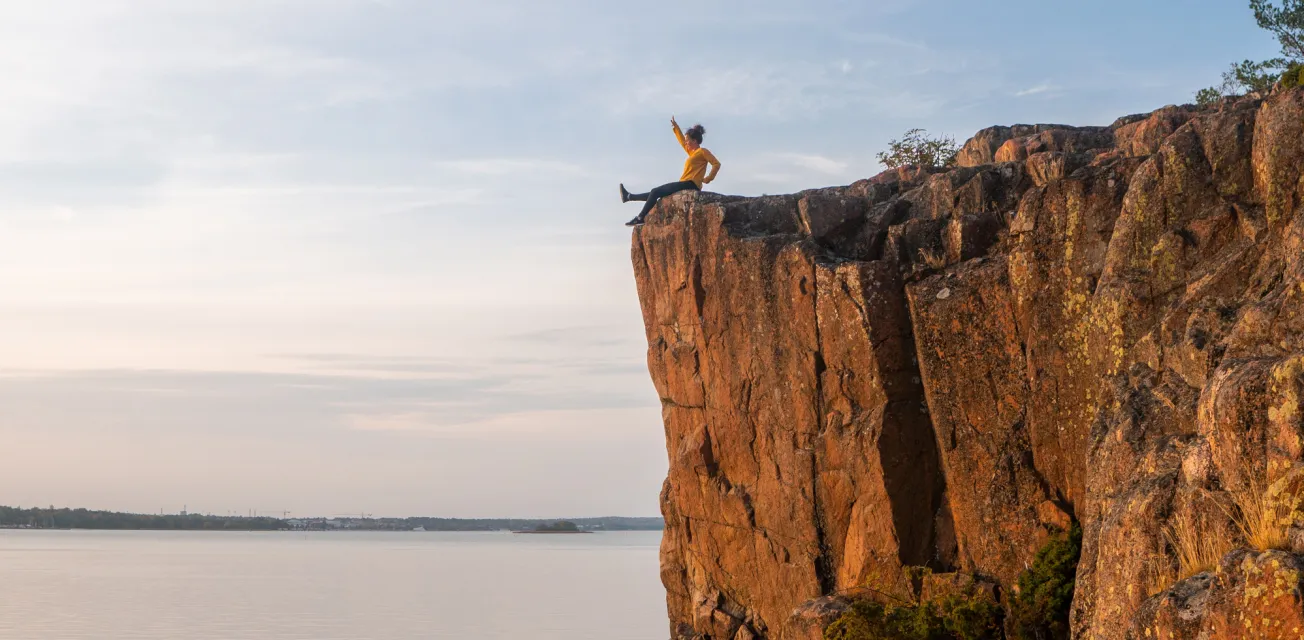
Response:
[824,600,945,640]
[936,594,1003,640]
[1281,62,1304,88]
[823,590,1002,640]
[876,129,959,169]
[1007,524,1082,640]
[825,523,1082,640]
[1196,1,1304,102]
[1193,86,1224,107]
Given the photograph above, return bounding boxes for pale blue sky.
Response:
[0,0,1280,517]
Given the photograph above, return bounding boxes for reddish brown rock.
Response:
[631,89,1304,640]
[634,192,943,638]
[906,259,1058,587]
[1130,550,1304,640]
[783,596,852,640]
[958,124,1113,168]
[1112,105,1196,157]
[815,261,942,592]
[956,126,1019,167]
[1254,87,1304,224]
[1008,158,1141,508]
[1070,366,1198,640]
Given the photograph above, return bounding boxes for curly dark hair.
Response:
[685,124,706,144]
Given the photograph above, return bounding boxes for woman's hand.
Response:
[670,115,678,129]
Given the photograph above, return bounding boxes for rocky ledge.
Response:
[631,87,1304,639]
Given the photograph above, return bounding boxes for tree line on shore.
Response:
[0,506,664,532]
[0,506,283,531]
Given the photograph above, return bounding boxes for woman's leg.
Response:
[634,181,696,219]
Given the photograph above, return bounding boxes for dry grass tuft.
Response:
[1143,557,1177,599]
[1145,503,1232,597]
[1145,461,1304,598]
[1227,461,1304,551]
[1169,506,1231,579]
[917,248,947,270]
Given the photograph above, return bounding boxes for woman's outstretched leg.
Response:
[625,181,698,226]
[627,183,673,225]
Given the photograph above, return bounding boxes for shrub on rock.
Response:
[1007,524,1081,640]
[822,579,1002,640]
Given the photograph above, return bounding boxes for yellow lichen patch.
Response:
[1148,233,1185,292]
[1063,192,1082,263]
[1269,357,1304,460]
[1063,289,1090,320]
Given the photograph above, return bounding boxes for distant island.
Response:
[512,520,592,534]
[0,505,663,532]
[385,516,662,532]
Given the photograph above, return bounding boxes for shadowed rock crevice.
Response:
[808,279,836,598]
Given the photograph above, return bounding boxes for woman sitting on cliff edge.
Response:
[620,116,721,226]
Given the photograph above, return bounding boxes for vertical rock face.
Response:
[633,192,944,640]
[907,258,1062,588]
[632,88,1304,640]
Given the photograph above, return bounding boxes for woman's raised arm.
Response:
[671,116,689,153]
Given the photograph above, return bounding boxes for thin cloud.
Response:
[1015,83,1062,97]
[436,158,586,176]
[770,153,849,176]
[0,365,655,439]
[348,407,656,437]
[507,325,635,348]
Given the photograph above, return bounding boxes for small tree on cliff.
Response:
[1252,0,1304,59]
[1196,1,1304,104]
[1195,58,1291,105]
[877,129,959,169]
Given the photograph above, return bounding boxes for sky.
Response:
[0,0,1284,518]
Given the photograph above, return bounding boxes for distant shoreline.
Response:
[0,527,651,534]
[0,506,663,532]
[510,530,594,535]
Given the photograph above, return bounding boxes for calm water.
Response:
[0,529,668,639]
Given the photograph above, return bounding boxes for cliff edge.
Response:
[631,87,1304,640]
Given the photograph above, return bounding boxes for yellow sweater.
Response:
[674,123,721,188]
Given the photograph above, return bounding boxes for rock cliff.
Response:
[631,88,1304,639]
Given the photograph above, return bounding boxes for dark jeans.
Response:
[629,180,699,219]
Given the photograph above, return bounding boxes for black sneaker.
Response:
[624,216,644,227]
[619,184,630,203]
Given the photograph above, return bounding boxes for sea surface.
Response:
[0,529,668,639]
